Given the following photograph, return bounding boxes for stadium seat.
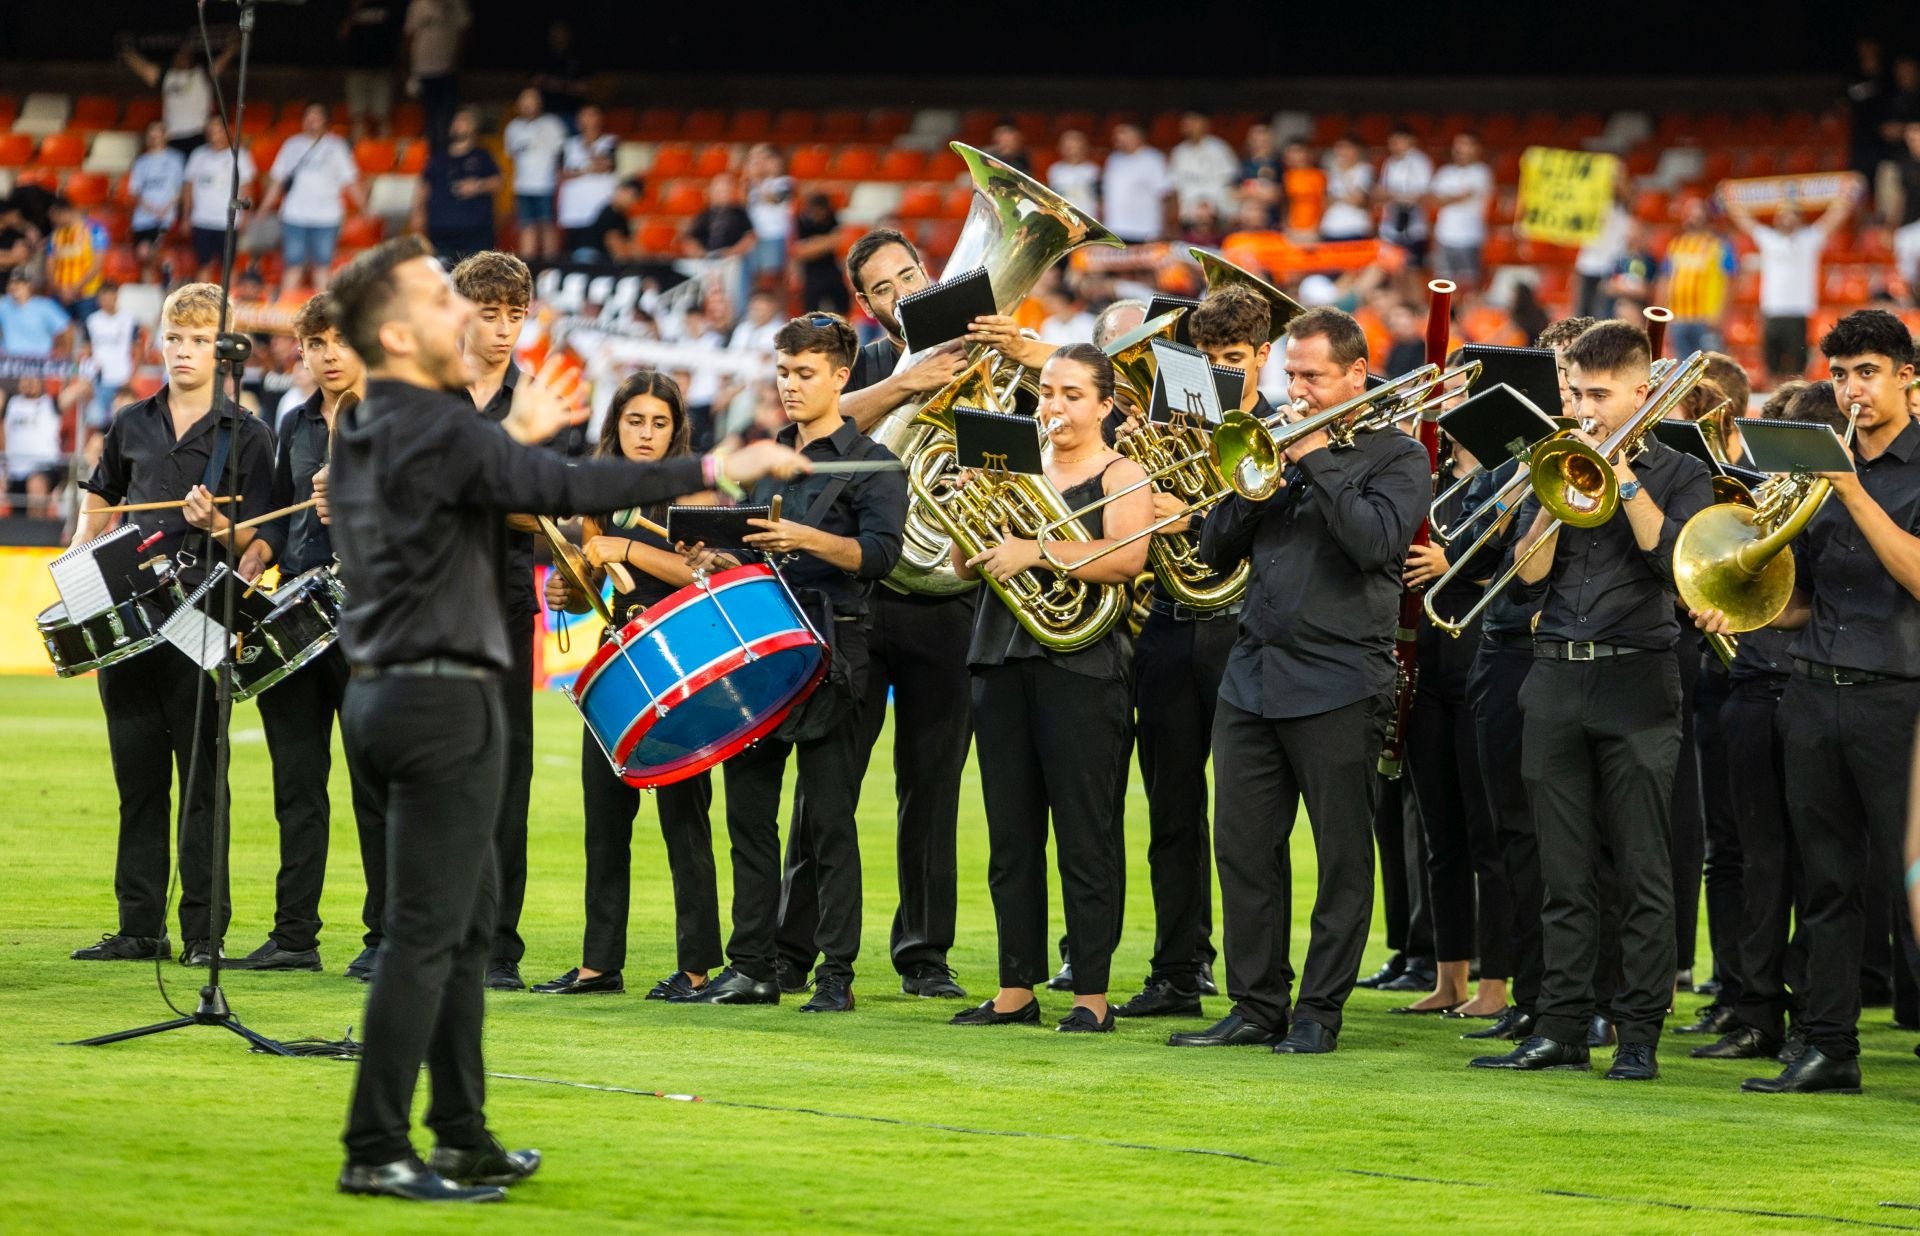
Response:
[694,143,735,177]
[63,171,108,206]
[0,132,36,167]
[877,148,927,181]
[941,186,973,219]
[900,108,958,151]
[354,138,397,175]
[842,183,903,226]
[773,110,817,141]
[661,181,706,214]
[600,107,638,137]
[637,108,678,140]
[788,144,832,179]
[339,214,384,248]
[729,108,771,142]
[636,220,678,254]
[103,247,141,284]
[83,130,139,175]
[897,185,944,219]
[926,147,966,180]
[390,103,425,138]
[684,109,726,141]
[13,166,61,190]
[869,109,912,142]
[820,110,865,141]
[1632,189,1670,223]
[396,141,427,174]
[650,143,694,177]
[957,110,997,145]
[14,92,71,138]
[829,146,877,179]
[70,95,118,130]
[238,108,275,137]
[0,98,16,131]
[37,132,86,168]
[614,141,653,179]
[253,135,285,174]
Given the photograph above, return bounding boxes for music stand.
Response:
[1437,383,1558,467]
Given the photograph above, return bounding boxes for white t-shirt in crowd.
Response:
[1576,204,1632,278]
[184,144,257,230]
[85,308,140,390]
[1039,309,1095,345]
[1102,146,1172,241]
[729,316,781,353]
[1047,159,1102,215]
[504,113,569,195]
[271,133,360,228]
[161,68,213,141]
[1319,162,1375,239]
[1753,224,1828,317]
[1378,150,1433,243]
[746,174,794,244]
[556,133,617,228]
[405,0,470,77]
[1169,135,1239,215]
[1430,161,1493,248]
[4,393,63,475]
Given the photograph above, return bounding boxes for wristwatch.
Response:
[1618,479,1642,502]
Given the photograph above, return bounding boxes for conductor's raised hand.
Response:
[502,354,589,445]
[720,440,811,486]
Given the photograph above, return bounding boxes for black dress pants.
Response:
[341,674,504,1166]
[1373,771,1432,960]
[1521,653,1682,1048]
[1214,694,1386,1035]
[972,658,1130,996]
[579,729,720,975]
[724,620,869,985]
[1778,673,1920,1061]
[1133,608,1235,982]
[98,649,229,942]
[1468,634,1542,1012]
[777,591,973,977]
[490,608,536,966]
[255,643,384,953]
[1694,657,1745,1002]
[1723,680,1805,1040]
[1669,642,1706,975]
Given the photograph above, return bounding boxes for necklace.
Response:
[1050,444,1105,467]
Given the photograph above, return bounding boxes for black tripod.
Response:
[70,0,288,1056]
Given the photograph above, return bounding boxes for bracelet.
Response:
[623,540,636,567]
[1907,858,1920,892]
[705,450,745,500]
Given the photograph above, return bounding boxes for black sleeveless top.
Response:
[967,459,1131,681]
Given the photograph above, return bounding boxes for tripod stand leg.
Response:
[66,1016,200,1047]
[220,1019,297,1056]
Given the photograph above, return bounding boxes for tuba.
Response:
[875,143,1122,597]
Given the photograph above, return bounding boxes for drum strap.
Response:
[188,420,235,567]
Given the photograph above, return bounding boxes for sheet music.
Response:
[48,523,140,621]
[161,605,231,670]
[1150,340,1224,426]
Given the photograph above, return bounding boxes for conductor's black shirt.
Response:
[746,415,904,616]
[1789,418,1920,677]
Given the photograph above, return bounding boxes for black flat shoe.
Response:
[1377,963,1438,993]
[1691,1025,1782,1059]
[1388,1002,1458,1015]
[1271,1020,1337,1054]
[1354,952,1408,990]
[1470,1034,1589,1071]
[1167,1013,1282,1048]
[1046,961,1075,992]
[1114,976,1203,1018]
[1778,1029,1809,1065]
[1197,961,1219,997]
[1442,1005,1502,1021]
[1462,1008,1535,1041]
[429,1136,541,1186]
[1605,1043,1659,1081]
[180,940,221,967]
[648,972,698,1001]
[531,968,624,995]
[950,999,1042,1027]
[338,1155,505,1202]
[901,963,967,999]
[485,960,525,992]
[345,945,378,982]
[71,933,169,962]
[1058,1006,1115,1034]
[799,976,855,1013]
[223,939,323,972]
[1674,1003,1736,1036]
[1586,1015,1616,1048]
[775,959,812,994]
[680,966,779,1005]
[1741,1046,1862,1094]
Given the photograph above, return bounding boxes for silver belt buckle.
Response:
[1567,641,1596,662]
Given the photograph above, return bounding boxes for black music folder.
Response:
[953,406,1045,474]
[1146,294,1200,345]
[897,266,996,353]
[1735,419,1856,475]
[1651,419,1715,469]
[1146,340,1229,425]
[1438,383,1558,466]
[1463,343,1563,418]
[667,502,780,554]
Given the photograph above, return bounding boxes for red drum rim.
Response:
[573,562,781,699]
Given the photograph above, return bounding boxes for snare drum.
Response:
[230,567,347,701]
[569,563,827,789]
[35,564,183,677]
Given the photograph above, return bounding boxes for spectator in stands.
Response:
[1281,140,1326,239]
[789,192,848,314]
[744,144,794,295]
[1848,38,1890,203]
[1102,123,1171,244]
[1573,167,1632,319]
[83,284,141,432]
[534,20,590,122]
[1240,123,1283,227]
[1428,132,1492,289]
[557,105,618,259]
[1319,137,1375,242]
[411,108,501,265]
[181,117,255,282]
[679,172,757,318]
[1375,127,1431,264]
[1893,124,1920,301]
[339,1,404,139]
[989,120,1032,176]
[45,197,109,327]
[1509,282,1549,343]
[118,34,238,157]
[1659,196,1737,356]
[263,105,364,295]
[1035,281,1093,345]
[0,272,72,357]
[1047,129,1102,216]
[1170,112,1238,220]
[1726,182,1858,382]
[405,0,470,148]
[1382,301,1425,376]
[578,178,641,262]
[126,123,186,284]
[0,198,34,278]
[1,374,77,518]
[1181,198,1225,248]
[504,88,567,260]
[729,290,783,352]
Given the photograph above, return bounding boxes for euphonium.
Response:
[874,143,1122,597]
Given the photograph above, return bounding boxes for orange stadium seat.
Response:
[14,167,61,190]
[70,96,118,130]
[694,143,734,177]
[788,144,831,178]
[238,108,275,137]
[594,107,633,138]
[1013,111,1051,145]
[1633,189,1670,223]
[1055,110,1095,139]
[354,138,396,175]
[0,99,17,130]
[103,247,141,284]
[63,171,108,206]
[897,185,943,219]
[636,220,678,253]
[340,214,384,248]
[396,141,427,174]
[684,110,725,141]
[37,132,86,168]
[877,148,927,181]
[390,103,425,138]
[253,135,284,173]
[869,109,911,142]
[958,110,997,145]
[941,186,973,219]
[661,181,706,214]
[829,146,877,179]
[729,109,771,142]
[1781,148,1820,175]
[637,108,677,139]
[773,110,817,141]
[0,133,32,166]
[650,144,693,177]
[1734,149,1776,178]
[820,110,865,141]
[925,146,965,180]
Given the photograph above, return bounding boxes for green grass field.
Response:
[2,672,1916,1234]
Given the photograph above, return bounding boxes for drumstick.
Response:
[808,459,905,475]
[230,497,319,533]
[91,495,241,515]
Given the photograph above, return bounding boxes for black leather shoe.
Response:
[1354,952,1408,989]
[338,1156,505,1202]
[71,933,169,962]
[180,940,221,967]
[1692,1025,1781,1059]
[648,972,697,1001]
[1470,1034,1590,1071]
[1694,977,1723,998]
[1674,1003,1736,1036]
[1058,1006,1115,1033]
[485,961,525,992]
[1167,1013,1282,1048]
[1272,1020,1337,1054]
[345,946,378,982]
[1378,959,1438,993]
[1046,961,1074,992]
[1673,968,1695,992]
[950,999,1042,1027]
[1741,1046,1862,1094]
[1114,976,1203,1018]
[1388,1001,1457,1015]
[1586,1015,1616,1048]
[1778,1028,1808,1065]
[429,1136,541,1186]
[1605,1043,1659,1081]
[1197,962,1218,997]
[224,939,323,972]
[1462,1008,1535,1041]
[531,968,624,995]
[799,976,855,1013]
[776,959,812,994]
[900,963,967,999]
[681,966,779,1005]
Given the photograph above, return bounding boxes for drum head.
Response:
[622,639,825,787]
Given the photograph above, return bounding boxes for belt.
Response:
[1482,630,1535,650]
[353,656,497,681]
[1793,657,1903,686]
[1149,597,1244,623]
[1532,639,1652,662]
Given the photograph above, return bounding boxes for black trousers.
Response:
[1723,680,1806,1040]
[1693,658,1745,1003]
[1779,673,1920,1060]
[490,608,536,966]
[1522,653,1682,1048]
[1133,609,1235,981]
[255,644,384,952]
[723,620,869,984]
[778,591,973,977]
[1669,642,1706,974]
[972,658,1130,996]
[341,675,503,1166]
[579,730,720,975]
[1373,771,1432,960]
[1408,621,1511,974]
[97,649,229,942]
[1214,694,1386,1034]
[1468,635,1543,1011]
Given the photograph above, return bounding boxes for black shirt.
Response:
[1730,623,1793,686]
[330,378,705,670]
[585,203,629,259]
[846,335,903,396]
[794,207,848,312]
[1421,457,1512,629]
[746,416,904,616]
[81,388,277,589]
[685,205,753,254]
[258,389,334,576]
[1199,423,1429,719]
[603,518,680,619]
[472,364,542,623]
[1789,418,1920,677]
[1522,438,1713,651]
[423,145,500,233]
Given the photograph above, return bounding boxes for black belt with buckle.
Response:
[1532,640,1649,662]
[1149,597,1244,623]
[1793,657,1901,686]
[353,656,498,681]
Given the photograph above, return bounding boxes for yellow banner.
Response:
[1,546,62,675]
[1515,147,1622,247]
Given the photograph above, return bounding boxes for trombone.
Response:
[1424,351,1710,638]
